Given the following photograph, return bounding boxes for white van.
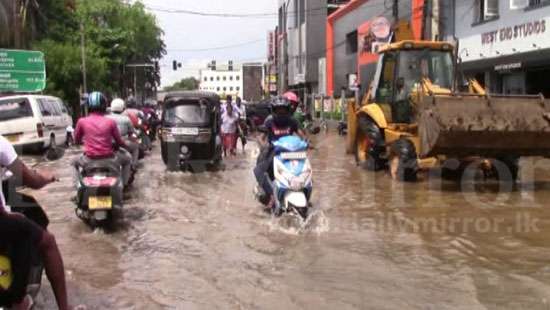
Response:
[0,95,73,152]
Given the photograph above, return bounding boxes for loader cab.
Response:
[373,43,454,124]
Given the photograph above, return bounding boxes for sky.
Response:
[135,0,278,88]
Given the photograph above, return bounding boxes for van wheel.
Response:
[390,138,418,182]
[45,136,60,161]
[161,144,168,165]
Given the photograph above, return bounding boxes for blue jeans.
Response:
[254,146,274,197]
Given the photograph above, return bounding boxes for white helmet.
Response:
[111,98,125,113]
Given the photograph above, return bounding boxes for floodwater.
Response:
[23,132,550,309]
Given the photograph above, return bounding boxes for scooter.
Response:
[0,189,48,310]
[74,159,124,227]
[256,136,313,219]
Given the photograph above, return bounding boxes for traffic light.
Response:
[228,60,233,71]
[172,60,182,71]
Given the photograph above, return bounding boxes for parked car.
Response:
[0,95,73,152]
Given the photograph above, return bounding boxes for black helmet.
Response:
[270,96,291,114]
[87,91,108,113]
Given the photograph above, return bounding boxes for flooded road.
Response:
[25,133,550,309]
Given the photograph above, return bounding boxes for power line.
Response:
[144,2,390,19]
[166,39,264,52]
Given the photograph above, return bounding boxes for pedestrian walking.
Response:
[235,96,247,151]
[221,103,239,157]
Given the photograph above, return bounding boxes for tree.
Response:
[163,78,200,92]
[34,39,107,118]
[75,0,166,97]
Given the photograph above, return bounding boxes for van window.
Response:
[49,99,62,116]
[59,101,68,114]
[38,99,53,116]
[0,98,34,121]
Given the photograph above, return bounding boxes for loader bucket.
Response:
[418,94,550,158]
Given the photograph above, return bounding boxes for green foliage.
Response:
[163,78,200,92]
[33,40,107,113]
[18,0,165,116]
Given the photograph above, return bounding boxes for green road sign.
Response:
[0,49,46,92]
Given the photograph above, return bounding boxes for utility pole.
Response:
[80,22,87,95]
[13,0,21,48]
[393,0,399,22]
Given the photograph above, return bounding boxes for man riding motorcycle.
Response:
[254,97,306,210]
[73,92,132,188]
[0,135,72,310]
[107,99,140,168]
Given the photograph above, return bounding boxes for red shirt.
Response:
[74,113,125,158]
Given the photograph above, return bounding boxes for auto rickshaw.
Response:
[160,91,222,171]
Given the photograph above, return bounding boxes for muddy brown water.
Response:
[20,133,550,309]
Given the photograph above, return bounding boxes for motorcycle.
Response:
[74,159,124,227]
[0,189,48,310]
[256,136,313,219]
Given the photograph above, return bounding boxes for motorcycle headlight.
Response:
[290,178,305,190]
[276,165,295,183]
[181,145,189,154]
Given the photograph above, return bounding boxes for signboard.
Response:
[267,31,276,61]
[358,16,392,63]
[0,49,46,92]
[495,62,522,71]
[459,17,550,63]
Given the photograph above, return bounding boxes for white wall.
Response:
[199,69,244,98]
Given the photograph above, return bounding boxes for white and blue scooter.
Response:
[268,135,313,219]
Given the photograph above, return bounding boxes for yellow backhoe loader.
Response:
[348,40,550,181]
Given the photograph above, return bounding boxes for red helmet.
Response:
[282,91,299,104]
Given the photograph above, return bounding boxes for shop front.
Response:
[458,16,550,96]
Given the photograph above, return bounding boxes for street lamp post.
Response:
[80,22,87,95]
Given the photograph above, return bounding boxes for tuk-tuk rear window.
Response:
[0,98,34,122]
[164,101,210,125]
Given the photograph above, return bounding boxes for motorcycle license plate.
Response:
[88,196,112,210]
[280,152,307,160]
[172,127,199,135]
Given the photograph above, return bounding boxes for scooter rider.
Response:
[0,136,72,310]
[107,98,140,167]
[73,91,132,187]
[254,97,306,209]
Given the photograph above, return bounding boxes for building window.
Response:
[217,87,220,91]
[204,77,207,82]
[299,0,305,25]
[526,0,550,7]
[230,76,233,81]
[210,77,214,81]
[217,76,220,81]
[236,76,240,81]
[475,0,499,23]
[346,30,358,54]
[223,87,227,91]
[236,86,240,91]
[223,76,227,81]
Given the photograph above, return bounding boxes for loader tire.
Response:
[493,156,520,182]
[391,138,418,182]
[356,115,386,171]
